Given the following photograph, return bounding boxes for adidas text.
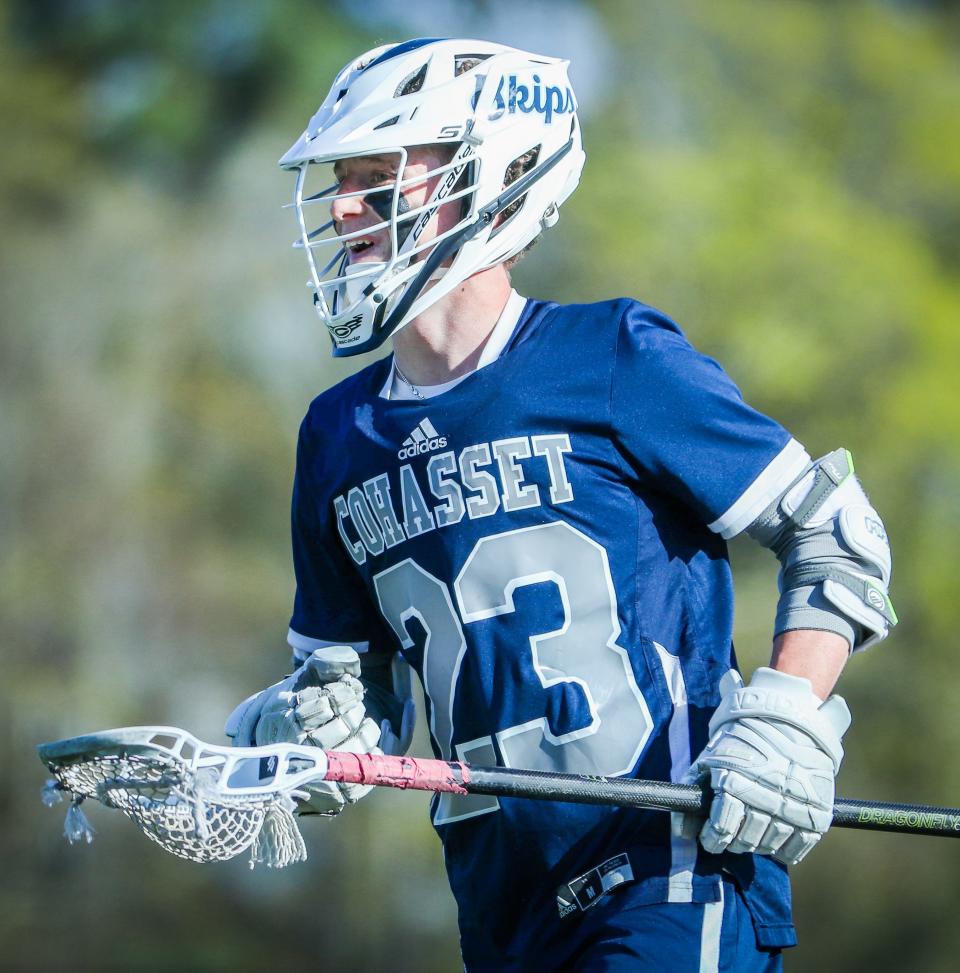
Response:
[398,436,448,460]
[398,418,447,459]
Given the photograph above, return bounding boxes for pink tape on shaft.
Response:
[324,752,470,795]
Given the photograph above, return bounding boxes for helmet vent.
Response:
[374,115,400,129]
[494,145,541,234]
[395,64,428,97]
[454,55,490,76]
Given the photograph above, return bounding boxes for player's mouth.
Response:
[344,233,388,263]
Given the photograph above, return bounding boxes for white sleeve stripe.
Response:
[286,629,370,660]
[708,438,811,539]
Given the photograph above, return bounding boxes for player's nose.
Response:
[331,185,366,223]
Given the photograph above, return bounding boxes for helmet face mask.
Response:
[281,38,586,356]
[292,143,482,353]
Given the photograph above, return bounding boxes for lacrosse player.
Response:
[227,38,896,972]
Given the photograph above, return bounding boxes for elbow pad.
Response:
[747,448,897,652]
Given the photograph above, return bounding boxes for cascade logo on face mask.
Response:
[329,315,363,342]
[491,74,576,124]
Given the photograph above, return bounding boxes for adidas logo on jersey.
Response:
[398,418,447,460]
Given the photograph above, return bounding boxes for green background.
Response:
[3,1,959,969]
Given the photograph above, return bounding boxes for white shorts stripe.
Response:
[653,642,697,903]
[708,438,811,539]
[699,882,725,973]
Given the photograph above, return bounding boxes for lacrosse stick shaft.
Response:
[323,751,960,839]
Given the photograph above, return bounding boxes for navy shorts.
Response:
[565,879,782,973]
[463,879,784,973]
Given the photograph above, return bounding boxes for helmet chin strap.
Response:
[342,260,387,306]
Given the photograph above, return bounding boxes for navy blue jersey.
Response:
[289,299,804,967]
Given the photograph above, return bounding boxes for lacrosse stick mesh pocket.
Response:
[46,749,288,865]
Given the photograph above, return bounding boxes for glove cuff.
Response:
[709,667,851,770]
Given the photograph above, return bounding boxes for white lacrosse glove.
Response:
[679,667,851,866]
[225,645,382,816]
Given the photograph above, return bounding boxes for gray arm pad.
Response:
[746,448,897,652]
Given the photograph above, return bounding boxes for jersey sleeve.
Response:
[288,417,378,653]
[610,302,810,537]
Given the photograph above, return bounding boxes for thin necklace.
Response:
[393,359,424,400]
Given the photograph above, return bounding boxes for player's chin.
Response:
[346,250,388,267]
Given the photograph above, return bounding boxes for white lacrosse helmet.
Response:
[280,37,585,356]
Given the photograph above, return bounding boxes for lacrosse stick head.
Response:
[38,726,331,868]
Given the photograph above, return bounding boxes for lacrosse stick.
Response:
[39,726,960,869]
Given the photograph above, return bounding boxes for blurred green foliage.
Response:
[2,1,960,970]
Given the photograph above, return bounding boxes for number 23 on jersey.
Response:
[374,521,654,824]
